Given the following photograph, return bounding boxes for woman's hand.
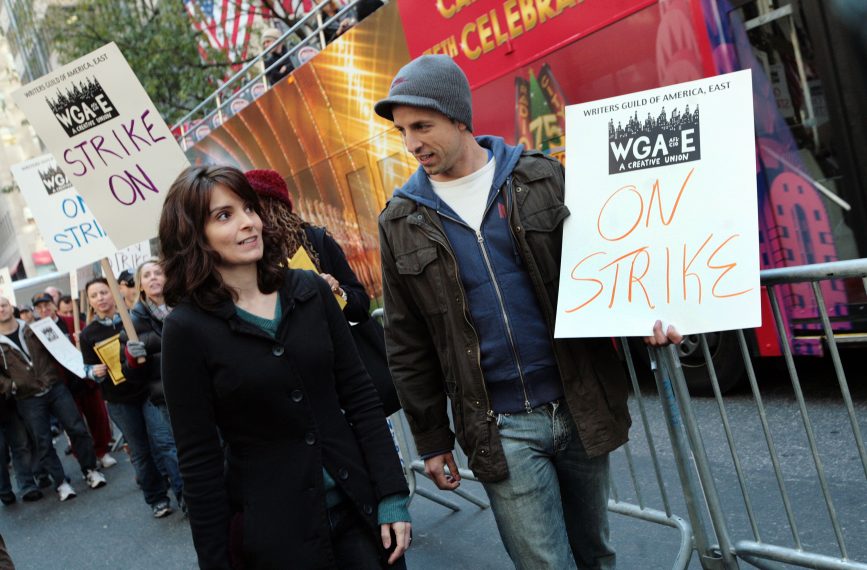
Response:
[380,521,412,565]
[319,273,343,297]
[92,364,108,378]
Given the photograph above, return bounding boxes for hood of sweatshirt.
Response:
[393,136,524,208]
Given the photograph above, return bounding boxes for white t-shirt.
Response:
[430,157,496,232]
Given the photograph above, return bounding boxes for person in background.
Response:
[0,296,106,502]
[57,296,73,319]
[320,0,356,44]
[160,166,410,568]
[121,259,184,512]
[244,169,401,416]
[0,390,42,505]
[30,293,116,470]
[117,270,138,310]
[261,27,294,87]
[374,55,681,569]
[17,307,33,325]
[44,287,62,307]
[79,278,175,518]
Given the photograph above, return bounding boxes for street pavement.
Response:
[1,354,865,569]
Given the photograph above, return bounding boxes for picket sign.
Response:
[0,268,15,306]
[555,70,760,338]
[11,42,188,349]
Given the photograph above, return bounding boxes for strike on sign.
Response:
[565,167,753,312]
[61,109,167,178]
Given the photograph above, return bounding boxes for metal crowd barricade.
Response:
[373,258,867,569]
[648,258,867,570]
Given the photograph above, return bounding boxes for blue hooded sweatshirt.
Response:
[393,136,562,414]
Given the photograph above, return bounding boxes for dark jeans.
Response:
[0,411,37,495]
[328,501,406,570]
[107,400,169,506]
[18,383,98,488]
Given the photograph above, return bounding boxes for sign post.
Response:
[555,70,760,338]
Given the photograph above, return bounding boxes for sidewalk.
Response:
[0,435,691,569]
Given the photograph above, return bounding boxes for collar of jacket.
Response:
[0,320,31,363]
[209,270,318,340]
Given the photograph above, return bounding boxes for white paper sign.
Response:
[106,240,153,278]
[11,42,189,249]
[0,268,16,306]
[555,70,760,338]
[28,319,85,378]
[11,154,116,273]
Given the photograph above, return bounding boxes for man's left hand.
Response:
[644,320,682,346]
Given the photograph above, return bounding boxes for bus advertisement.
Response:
[185,0,867,390]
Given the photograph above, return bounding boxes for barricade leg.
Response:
[650,346,734,570]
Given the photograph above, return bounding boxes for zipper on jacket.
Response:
[418,211,496,421]
[474,231,532,413]
[437,200,532,414]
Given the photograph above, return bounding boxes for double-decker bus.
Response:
[184,0,867,390]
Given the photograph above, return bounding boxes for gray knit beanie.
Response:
[374,55,473,131]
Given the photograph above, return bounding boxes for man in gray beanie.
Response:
[375,54,680,569]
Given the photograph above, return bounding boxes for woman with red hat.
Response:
[244,168,402,417]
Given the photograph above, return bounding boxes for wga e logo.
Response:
[45,77,119,137]
[608,105,701,174]
[38,165,72,196]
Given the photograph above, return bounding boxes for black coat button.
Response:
[272,345,285,356]
[338,468,349,480]
[363,504,373,515]
[291,390,303,402]
[305,432,316,445]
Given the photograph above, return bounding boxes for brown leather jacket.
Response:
[379,150,631,482]
[0,321,63,399]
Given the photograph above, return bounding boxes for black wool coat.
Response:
[161,270,407,570]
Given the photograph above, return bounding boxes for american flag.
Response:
[184,0,257,65]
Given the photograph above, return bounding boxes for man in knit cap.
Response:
[261,27,294,86]
[375,54,680,569]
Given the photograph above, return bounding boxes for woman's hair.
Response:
[258,198,321,271]
[84,277,111,321]
[135,258,161,303]
[84,277,109,297]
[159,165,284,310]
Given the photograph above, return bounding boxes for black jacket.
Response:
[162,270,407,569]
[121,301,167,405]
[305,226,401,416]
[80,317,149,405]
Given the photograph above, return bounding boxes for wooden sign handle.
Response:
[99,258,145,364]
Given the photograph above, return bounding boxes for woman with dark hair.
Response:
[159,165,410,569]
[244,169,401,416]
[120,259,185,511]
[79,277,177,518]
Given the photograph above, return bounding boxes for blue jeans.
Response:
[482,401,615,570]
[147,402,183,500]
[0,411,37,495]
[107,400,170,506]
[18,383,98,488]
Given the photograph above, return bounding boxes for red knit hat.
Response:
[245,169,293,212]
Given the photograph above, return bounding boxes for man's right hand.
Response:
[424,452,461,490]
